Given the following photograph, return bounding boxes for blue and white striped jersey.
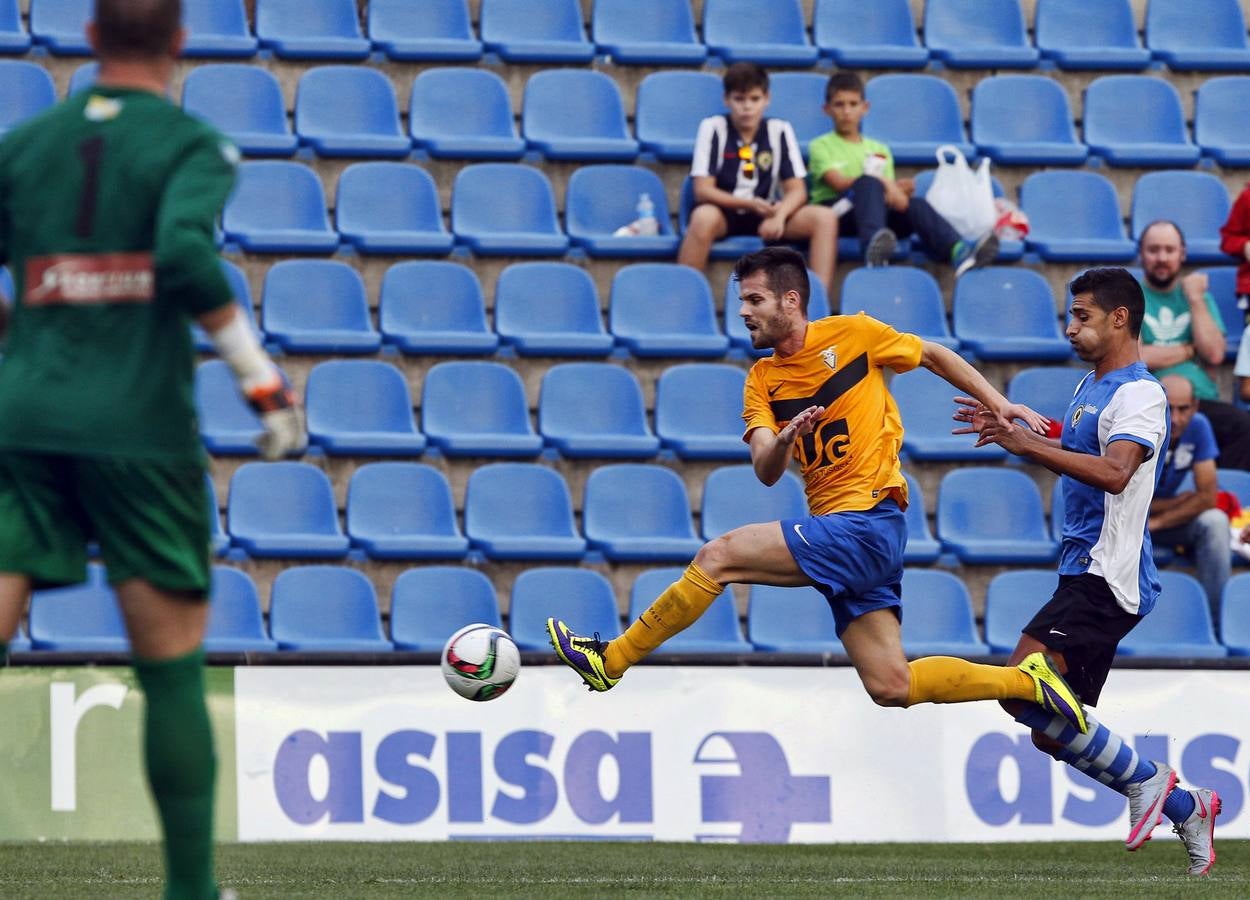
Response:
[1058,362,1169,615]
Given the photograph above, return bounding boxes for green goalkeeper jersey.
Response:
[0,86,238,461]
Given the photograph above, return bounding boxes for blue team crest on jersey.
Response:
[1071,405,1084,429]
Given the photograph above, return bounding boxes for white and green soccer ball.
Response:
[440,624,520,701]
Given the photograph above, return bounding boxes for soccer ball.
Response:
[440,624,520,701]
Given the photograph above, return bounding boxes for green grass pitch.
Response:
[0,840,1245,898]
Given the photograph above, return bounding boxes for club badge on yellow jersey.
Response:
[820,347,837,371]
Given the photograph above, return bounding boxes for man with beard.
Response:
[1138,220,1250,471]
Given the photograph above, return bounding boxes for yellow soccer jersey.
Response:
[742,314,923,516]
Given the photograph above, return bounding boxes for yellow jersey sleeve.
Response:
[856,312,923,373]
[741,365,779,441]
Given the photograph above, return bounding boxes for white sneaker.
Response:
[1124,761,1176,850]
[1173,788,1221,876]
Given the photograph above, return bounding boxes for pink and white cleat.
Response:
[1173,788,1221,876]
[1124,761,1177,850]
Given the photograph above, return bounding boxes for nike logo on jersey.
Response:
[793,523,810,546]
[1049,628,1067,637]
[768,384,781,397]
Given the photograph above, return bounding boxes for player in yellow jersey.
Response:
[549,247,1087,733]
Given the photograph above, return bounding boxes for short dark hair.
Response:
[1137,218,1187,253]
[722,62,769,96]
[1068,267,1145,338]
[825,72,865,102]
[93,0,181,59]
[733,247,810,315]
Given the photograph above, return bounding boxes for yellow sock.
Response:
[604,562,723,677]
[905,656,1035,707]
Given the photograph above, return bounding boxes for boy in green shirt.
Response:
[808,72,997,275]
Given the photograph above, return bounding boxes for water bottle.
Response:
[636,193,658,236]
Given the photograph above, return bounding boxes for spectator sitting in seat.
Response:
[677,62,835,291]
[1138,219,1250,471]
[808,71,997,275]
[1150,374,1232,619]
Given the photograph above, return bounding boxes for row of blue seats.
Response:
[12,562,1246,659]
[12,0,1250,72]
[25,62,1250,169]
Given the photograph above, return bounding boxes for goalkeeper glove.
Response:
[245,375,307,460]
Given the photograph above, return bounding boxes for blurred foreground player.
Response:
[550,246,1088,735]
[958,268,1219,875]
[0,1,304,897]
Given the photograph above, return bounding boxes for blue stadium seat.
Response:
[464,463,586,560]
[0,0,30,53]
[1021,171,1136,262]
[937,468,1060,564]
[701,466,806,540]
[335,162,453,255]
[900,569,990,656]
[924,0,1038,69]
[1220,574,1250,655]
[269,566,392,652]
[494,262,613,356]
[421,361,543,457]
[1007,367,1089,424]
[539,364,660,458]
[196,360,263,455]
[409,68,525,160]
[840,268,958,350]
[591,0,706,65]
[629,567,752,653]
[29,565,127,652]
[522,69,638,161]
[508,568,620,651]
[389,568,501,651]
[655,364,750,460]
[953,268,1072,361]
[222,161,339,253]
[1217,467,1250,507]
[610,264,730,357]
[368,0,482,62]
[347,463,468,560]
[702,0,817,66]
[901,472,940,564]
[894,367,1007,462]
[678,176,763,261]
[0,62,56,136]
[814,0,928,68]
[768,72,834,152]
[565,165,680,258]
[189,260,260,353]
[8,624,30,654]
[227,462,351,558]
[1083,77,1201,167]
[67,61,97,94]
[479,0,595,63]
[862,74,975,164]
[182,65,297,157]
[971,76,1087,166]
[184,0,256,57]
[583,464,703,561]
[748,584,845,653]
[30,0,90,54]
[1195,77,1250,166]
[306,360,425,456]
[725,268,832,355]
[262,260,380,353]
[1146,0,1250,71]
[635,71,724,161]
[204,567,276,653]
[451,164,568,256]
[1119,571,1226,658]
[378,261,498,355]
[983,570,1057,653]
[255,0,370,60]
[207,474,229,556]
[1131,172,1231,264]
[1201,266,1243,361]
[1034,0,1150,70]
[295,66,410,158]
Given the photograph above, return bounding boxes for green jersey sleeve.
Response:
[154,134,238,316]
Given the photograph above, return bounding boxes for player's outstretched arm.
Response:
[198,304,307,460]
[748,405,824,486]
[919,340,1049,433]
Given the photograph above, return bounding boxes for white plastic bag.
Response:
[925,145,996,240]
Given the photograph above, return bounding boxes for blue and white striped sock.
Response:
[1014,706,1156,790]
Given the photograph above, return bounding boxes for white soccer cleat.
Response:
[1173,788,1221,876]
[1124,761,1176,850]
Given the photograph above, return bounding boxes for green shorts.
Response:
[0,451,211,596]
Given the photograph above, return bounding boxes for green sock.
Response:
[134,649,218,900]
[950,240,967,262]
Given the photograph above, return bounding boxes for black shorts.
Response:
[724,211,763,236]
[1021,573,1142,707]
